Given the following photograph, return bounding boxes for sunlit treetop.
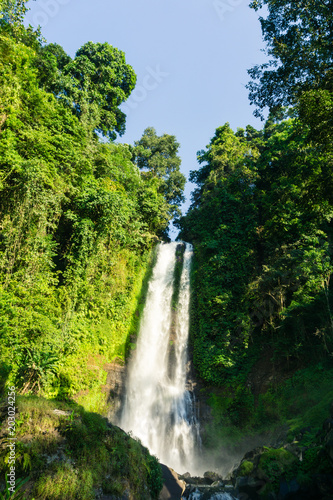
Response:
[247,0,333,117]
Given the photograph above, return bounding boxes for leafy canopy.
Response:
[0,18,174,401]
[0,0,27,24]
[247,0,333,117]
[178,116,333,385]
[132,127,186,218]
[39,41,137,140]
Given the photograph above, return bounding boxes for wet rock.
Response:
[235,475,266,498]
[104,360,126,421]
[181,485,196,499]
[203,471,223,484]
[181,472,192,479]
[211,480,224,488]
[183,485,228,500]
[278,478,300,499]
[182,476,211,486]
[159,464,185,500]
[235,476,257,489]
[283,442,303,460]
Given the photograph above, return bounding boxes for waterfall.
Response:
[120,242,199,473]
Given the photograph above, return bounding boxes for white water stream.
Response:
[120,242,200,473]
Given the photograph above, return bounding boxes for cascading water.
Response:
[120,242,200,473]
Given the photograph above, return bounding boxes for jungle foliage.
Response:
[0,1,182,408]
[177,0,333,392]
[131,127,186,219]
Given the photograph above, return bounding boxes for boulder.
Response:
[159,464,185,500]
[211,480,224,488]
[203,470,223,484]
[181,476,210,485]
[235,475,266,497]
[278,478,300,499]
[181,485,197,499]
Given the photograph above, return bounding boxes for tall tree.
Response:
[132,127,186,218]
[247,0,333,117]
[36,41,136,140]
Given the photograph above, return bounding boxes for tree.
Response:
[132,127,186,218]
[177,124,260,383]
[189,123,262,208]
[34,43,72,90]
[37,41,136,140]
[0,0,41,47]
[247,0,333,117]
[0,0,27,25]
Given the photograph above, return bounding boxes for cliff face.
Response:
[104,360,127,422]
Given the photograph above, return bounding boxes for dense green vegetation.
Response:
[0,0,185,405]
[179,118,333,385]
[177,0,333,438]
[1,0,333,497]
[0,1,186,496]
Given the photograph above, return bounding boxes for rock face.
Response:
[103,360,126,421]
[159,464,186,500]
[186,345,214,436]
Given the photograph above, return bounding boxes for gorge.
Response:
[0,1,333,498]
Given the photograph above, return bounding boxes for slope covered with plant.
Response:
[0,1,186,410]
[0,1,188,497]
[0,396,163,499]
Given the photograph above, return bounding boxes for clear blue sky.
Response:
[26,0,267,217]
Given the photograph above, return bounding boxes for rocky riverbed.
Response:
[159,402,333,500]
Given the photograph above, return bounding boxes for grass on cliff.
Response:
[0,395,163,500]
